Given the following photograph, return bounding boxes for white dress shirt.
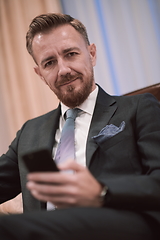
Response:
[48,86,98,210]
[52,85,98,167]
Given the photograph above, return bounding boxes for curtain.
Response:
[61,0,160,95]
[0,0,62,155]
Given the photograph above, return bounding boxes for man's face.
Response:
[32,24,96,108]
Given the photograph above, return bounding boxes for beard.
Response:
[52,70,95,108]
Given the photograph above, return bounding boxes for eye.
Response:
[44,60,56,68]
[67,52,78,57]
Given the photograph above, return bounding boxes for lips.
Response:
[57,74,82,88]
[59,78,77,87]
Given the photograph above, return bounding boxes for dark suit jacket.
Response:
[0,87,160,222]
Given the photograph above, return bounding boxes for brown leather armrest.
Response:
[0,193,23,215]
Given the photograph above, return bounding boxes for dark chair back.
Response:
[124,83,160,101]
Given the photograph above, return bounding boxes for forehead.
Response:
[32,24,87,52]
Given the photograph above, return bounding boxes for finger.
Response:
[27,181,78,206]
[29,173,78,187]
[27,180,76,195]
[29,189,76,208]
[58,160,85,172]
[27,171,63,182]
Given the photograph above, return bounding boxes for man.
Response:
[0,13,160,240]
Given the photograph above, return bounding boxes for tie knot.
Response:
[65,108,80,120]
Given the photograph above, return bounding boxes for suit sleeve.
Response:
[0,125,26,203]
[97,94,160,211]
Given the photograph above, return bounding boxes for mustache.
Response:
[56,73,82,87]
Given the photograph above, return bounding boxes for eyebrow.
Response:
[40,47,80,66]
[62,47,80,54]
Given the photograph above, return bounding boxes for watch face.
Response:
[100,186,108,197]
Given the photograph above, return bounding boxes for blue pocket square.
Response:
[92,121,125,144]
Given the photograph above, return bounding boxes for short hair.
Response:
[26,13,90,57]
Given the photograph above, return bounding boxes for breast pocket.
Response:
[97,131,130,152]
[92,133,140,176]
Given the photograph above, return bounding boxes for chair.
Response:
[0,193,23,214]
[124,83,160,101]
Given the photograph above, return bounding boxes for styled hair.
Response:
[26,13,90,57]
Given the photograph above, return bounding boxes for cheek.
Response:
[43,71,57,86]
[83,61,93,76]
[83,55,94,71]
[75,61,91,75]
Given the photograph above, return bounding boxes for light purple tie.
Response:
[55,108,79,163]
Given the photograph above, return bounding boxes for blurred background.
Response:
[0,0,160,154]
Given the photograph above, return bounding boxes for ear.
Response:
[34,66,46,84]
[88,43,96,67]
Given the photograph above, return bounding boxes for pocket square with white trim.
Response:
[92,121,125,144]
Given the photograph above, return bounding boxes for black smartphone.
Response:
[22,149,59,172]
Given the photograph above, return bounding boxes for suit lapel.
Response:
[86,86,117,167]
[37,105,61,153]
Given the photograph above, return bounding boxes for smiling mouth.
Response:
[59,78,78,87]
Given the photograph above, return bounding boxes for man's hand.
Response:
[27,161,103,208]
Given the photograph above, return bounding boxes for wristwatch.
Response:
[99,185,108,206]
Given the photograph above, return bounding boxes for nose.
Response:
[58,58,71,77]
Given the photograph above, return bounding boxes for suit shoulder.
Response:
[113,92,159,104]
[22,107,60,128]
[31,108,58,121]
[111,93,160,115]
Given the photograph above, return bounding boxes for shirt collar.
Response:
[61,85,99,118]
